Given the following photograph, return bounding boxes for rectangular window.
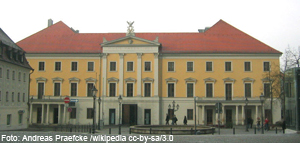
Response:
[12,71,15,80]
[187,83,194,97]
[87,83,94,97]
[225,62,232,71]
[18,114,23,124]
[0,67,2,78]
[71,83,77,96]
[145,62,151,71]
[144,83,151,97]
[285,83,292,97]
[18,93,20,102]
[38,62,45,71]
[87,108,94,119]
[7,114,11,125]
[127,62,133,71]
[263,62,270,71]
[88,62,94,71]
[206,62,213,71]
[6,92,8,102]
[187,62,193,71]
[187,109,193,120]
[23,93,25,102]
[168,62,175,72]
[38,83,44,99]
[225,83,232,100]
[71,62,78,71]
[18,72,21,81]
[55,62,61,71]
[109,83,116,97]
[244,62,251,71]
[23,73,26,82]
[168,83,174,97]
[127,83,133,97]
[7,69,9,79]
[245,83,251,98]
[264,83,270,98]
[206,83,213,98]
[110,62,116,71]
[12,92,14,102]
[54,83,61,96]
[70,108,77,119]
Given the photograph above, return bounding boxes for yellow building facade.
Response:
[18,19,282,126]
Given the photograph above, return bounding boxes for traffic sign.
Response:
[64,97,70,104]
[70,99,79,102]
[67,107,72,112]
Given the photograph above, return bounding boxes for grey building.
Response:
[0,28,33,130]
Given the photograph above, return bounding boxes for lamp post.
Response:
[245,97,249,132]
[118,95,123,134]
[260,93,265,134]
[168,100,179,125]
[91,85,98,134]
[98,97,101,130]
[194,96,198,134]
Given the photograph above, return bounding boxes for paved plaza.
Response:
[0,125,298,143]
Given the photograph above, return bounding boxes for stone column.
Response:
[119,53,124,97]
[236,106,239,125]
[255,105,259,123]
[202,105,205,125]
[58,104,61,124]
[102,53,108,97]
[29,103,33,124]
[46,104,49,124]
[41,104,44,124]
[154,53,159,97]
[222,105,225,124]
[63,104,66,124]
[137,53,143,97]
[242,105,244,125]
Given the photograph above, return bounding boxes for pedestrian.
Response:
[256,117,261,131]
[171,115,175,125]
[183,116,187,125]
[165,114,169,125]
[247,117,251,131]
[281,116,286,133]
[250,117,253,128]
[264,117,269,131]
[173,115,178,125]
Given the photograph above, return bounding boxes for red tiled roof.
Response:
[17,20,282,54]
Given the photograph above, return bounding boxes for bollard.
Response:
[254,127,256,134]
[170,128,172,135]
[119,126,121,135]
[89,128,91,134]
[191,128,193,135]
[233,128,235,135]
[150,128,152,134]
[70,127,72,132]
[129,128,131,134]
[109,128,111,134]
[283,129,285,134]
[276,127,277,134]
[212,128,214,135]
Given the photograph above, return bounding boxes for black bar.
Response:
[129,128,131,134]
[276,127,277,134]
[70,127,72,132]
[109,128,111,134]
[233,128,235,134]
[119,126,121,135]
[254,127,256,134]
[171,128,172,135]
[191,128,193,135]
[283,128,285,134]
[150,128,152,134]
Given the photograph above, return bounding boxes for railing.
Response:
[54,124,97,133]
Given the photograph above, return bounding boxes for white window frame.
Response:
[263,61,271,72]
[187,61,194,72]
[70,82,78,97]
[54,61,62,71]
[109,61,117,72]
[38,61,45,71]
[143,82,152,97]
[244,61,252,72]
[53,82,62,96]
[225,61,232,72]
[71,61,78,72]
[144,61,152,72]
[126,82,134,97]
[206,61,213,72]
[244,82,252,98]
[0,67,3,79]
[109,82,117,97]
[167,82,176,97]
[86,82,96,97]
[167,61,175,72]
[224,82,234,99]
[186,82,195,97]
[37,82,45,98]
[127,61,134,72]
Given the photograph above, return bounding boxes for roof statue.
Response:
[126,21,135,36]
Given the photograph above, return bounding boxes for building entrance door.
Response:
[37,107,42,123]
[53,108,58,124]
[207,109,213,125]
[226,109,232,125]
[144,109,151,125]
[122,104,137,125]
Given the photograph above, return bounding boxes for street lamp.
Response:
[168,100,179,111]
[118,95,123,134]
[98,97,101,130]
[91,85,98,134]
[245,97,249,132]
[259,93,265,134]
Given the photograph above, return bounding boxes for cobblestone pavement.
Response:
[0,125,298,143]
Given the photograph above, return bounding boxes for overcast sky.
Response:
[2,0,300,54]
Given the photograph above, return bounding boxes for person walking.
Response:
[183,116,187,125]
[256,117,261,131]
[165,114,169,125]
[173,115,178,125]
[264,117,269,131]
[281,116,286,133]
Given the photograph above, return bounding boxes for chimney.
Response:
[48,19,53,27]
